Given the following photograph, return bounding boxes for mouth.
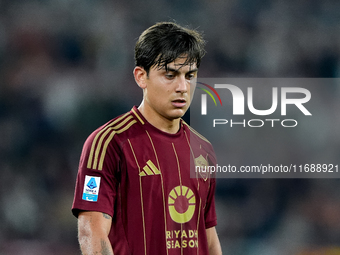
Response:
[171,99,187,108]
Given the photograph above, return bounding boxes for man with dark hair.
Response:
[134,22,206,74]
[72,22,222,255]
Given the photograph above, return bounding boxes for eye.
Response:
[165,72,175,79]
[186,73,196,80]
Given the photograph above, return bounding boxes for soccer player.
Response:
[72,22,222,255]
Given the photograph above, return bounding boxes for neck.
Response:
[138,102,181,134]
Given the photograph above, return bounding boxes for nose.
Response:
[176,76,188,93]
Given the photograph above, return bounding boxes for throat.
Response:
[150,115,181,134]
[161,120,181,134]
[137,103,181,134]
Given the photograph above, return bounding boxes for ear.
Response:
[133,66,147,89]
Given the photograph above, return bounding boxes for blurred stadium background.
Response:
[1,0,340,254]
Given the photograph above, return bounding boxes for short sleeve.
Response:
[72,128,120,218]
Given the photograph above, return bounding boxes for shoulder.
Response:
[83,109,144,151]
[181,120,212,145]
[181,119,216,158]
[80,109,145,170]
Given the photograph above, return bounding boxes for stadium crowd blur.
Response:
[1,0,340,254]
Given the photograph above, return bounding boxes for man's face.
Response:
[142,58,198,121]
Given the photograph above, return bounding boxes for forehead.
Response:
[166,57,197,71]
[151,55,198,73]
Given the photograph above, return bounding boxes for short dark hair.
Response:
[134,22,206,73]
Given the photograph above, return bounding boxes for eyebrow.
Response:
[165,67,198,74]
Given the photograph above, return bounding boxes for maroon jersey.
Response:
[72,106,217,255]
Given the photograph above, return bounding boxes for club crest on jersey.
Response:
[194,154,209,180]
[82,175,101,202]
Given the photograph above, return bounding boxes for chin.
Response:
[169,109,186,119]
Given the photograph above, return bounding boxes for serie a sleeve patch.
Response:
[82,175,101,202]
